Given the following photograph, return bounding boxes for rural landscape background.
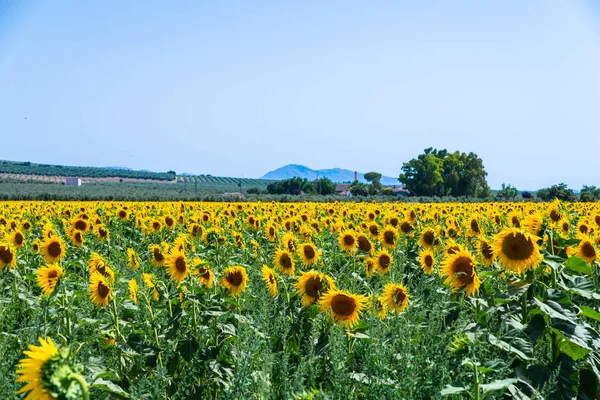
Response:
[2,1,600,399]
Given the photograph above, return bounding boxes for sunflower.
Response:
[9,230,25,248]
[89,259,115,282]
[166,249,189,284]
[441,249,481,296]
[128,278,138,304]
[468,217,481,236]
[189,223,204,239]
[68,229,84,247]
[127,248,140,270]
[356,234,373,254]
[295,270,328,306]
[261,265,278,297]
[298,243,320,266]
[281,232,296,253]
[71,218,89,232]
[398,219,414,235]
[149,244,166,267]
[220,266,248,296]
[338,231,357,252]
[418,228,437,249]
[266,224,277,242]
[380,228,397,248]
[478,237,494,267]
[89,273,112,307]
[576,237,597,263]
[274,249,295,276]
[365,257,376,276]
[373,296,387,319]
[367,224,379,239]
[557,219,571,238]
[36,264,63,296]
[96,225,110,240]
[418,249,435,274]
[116,208,128,220]
[15,337,60,399]
[41,237,66,263]
[192,258,214,288]
[492,228,542,274]
[142,273,160,300]
[320,289,368,328]
[523,213,543,236]
[375,249,393,274]
[0,242,16,269]
[382,282,410,313]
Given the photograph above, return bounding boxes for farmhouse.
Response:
[65,177,82,187]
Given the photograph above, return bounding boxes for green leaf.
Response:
[488,334,533,360]
[565,257,592,275]
[439,384,469,396]
[92,378,130,398]
[579,305,600,323]
[478,360,507,374]
[555,332,589,360]
[549,353,579,400]
[577,369,598,400]
[480,378,518,394]
[533,298,577,322]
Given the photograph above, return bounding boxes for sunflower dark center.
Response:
[581,242,596,258]
[48,270,58,279]
[369,225,379,236]
[482,243,493,259]
[153,248,164,261]
[226,271,243,286]
[75,220,87,230]
[97,281,110,298]
[15,233,23,245]
[357,236,371,252]
[165,217,173,226]
[389,217,399,227]
[175,257,186,273]
[423,231,434,245]
[0,247,13,264]
[400,222,413,233]
[198,267,211,280]
[343,235,355,246]
[470,220,480,233]
[379,254,391,268]
[384,231,395,245]
[304,276,322,298]
[279,253,292,269]
[331,294,356,317]
[48,242,62,258]
[501,233,534,260]
[119,211,127,218]
[579,225,588,234]
[453,256,475,285]
[394,288,406,305]
[303,245,315,259]
[425,255,434,267]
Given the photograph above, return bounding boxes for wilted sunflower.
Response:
[220,266,248,296]
[36,264,63,296]
[149,244,166,267]
[576,237,597,263]
[127,248,140,270]
[380,228,397,248]
[143,273,160,300]
[320,289,368,328]
[492,229,542,274]
[418,249,435,274]
[295,270,328,306]
[16,337,61,399]
[382,282,410,313]
[338,231,357,252]
[441,249,481,296]
[166,249,189,284]
[274,249,295,276]
[41,237,66,263]
[375,249,393,274]
[89,273,112,307]
[298,243,320,266]
[261,265,278,296]
[128,278,138,304]
[0,242,16,269]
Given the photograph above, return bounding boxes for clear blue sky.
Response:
[2,0,600,189]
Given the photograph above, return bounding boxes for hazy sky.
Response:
[2,1,600,189]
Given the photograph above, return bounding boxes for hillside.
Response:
[261,164,399,185]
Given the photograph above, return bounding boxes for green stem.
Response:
[69,372,89,400]
[472,363,480,400]
[521,289,528,323]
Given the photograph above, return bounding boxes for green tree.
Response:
[536,183,577,202]
[364,172,383,192]
[399,148,490,197]
[313,177,336,195]
[579,185,600,202]
[495,183,518,200]
[349,181,371,196]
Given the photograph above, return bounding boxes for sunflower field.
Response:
[1,200,599,399]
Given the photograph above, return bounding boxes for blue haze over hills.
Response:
[261,164,399,185]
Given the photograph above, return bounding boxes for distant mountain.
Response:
[104,166,133,170]
[261,164,399,185]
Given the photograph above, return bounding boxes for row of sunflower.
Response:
[0,199,599,398]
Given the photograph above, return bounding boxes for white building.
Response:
[65,177,82,187]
